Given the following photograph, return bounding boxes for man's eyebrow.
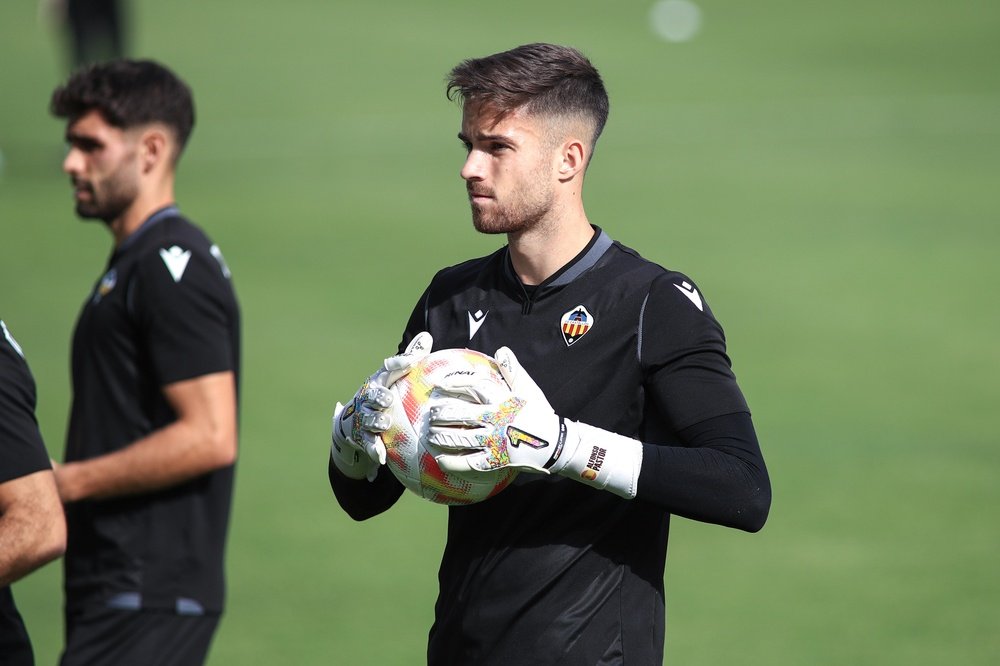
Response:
[457,131,513,144]
[65,130,101,146]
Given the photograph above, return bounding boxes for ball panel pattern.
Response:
[383,348,518,505]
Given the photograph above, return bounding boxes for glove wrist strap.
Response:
[331,405,377,481]
[542,418,569,471]
[330,442,373,480]
[556,421,643,499]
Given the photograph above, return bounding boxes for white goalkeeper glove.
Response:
[426,346,643,499]
[331,332,433,481]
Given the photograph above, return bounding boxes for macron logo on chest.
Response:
[468,309,488,340]
[159,246,192,282]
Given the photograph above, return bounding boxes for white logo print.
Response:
[1,320,25,358]
[159,246,192,282]
[210,244,232,279]
[674,281,703,311]
[468,309,488,340]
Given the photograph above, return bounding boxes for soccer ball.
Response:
[382,348,519,505]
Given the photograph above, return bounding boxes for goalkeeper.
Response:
[328,43,771,665]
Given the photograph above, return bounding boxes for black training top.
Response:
[1,319,51,665]
[0,320,50,484]
[63,208,241,614]
[330,227,770,665]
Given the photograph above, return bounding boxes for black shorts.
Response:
[60,606,221,666]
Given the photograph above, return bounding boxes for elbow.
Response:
[328,459,388,522]
[205,427,238,469]
[29,504,67,572]
[341,504,378,523]
[329,481,375,523]
[36,473,69,568]
[217,432,238,467]
[332,486,382,522]
[39,515,68,566]
[177,418,238,473]
[735,481,771,533]
[43,495,68,564]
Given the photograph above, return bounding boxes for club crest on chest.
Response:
[560,305,594,347]
[92,269,118,304]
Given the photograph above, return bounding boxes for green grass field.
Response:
[2,0,998,663]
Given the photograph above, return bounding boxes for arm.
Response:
[633,275,770,530]
[639,412,769,532]
[57,237,240,502]
[327,332,432,520]
[328,458,405,521]
[430,357,769,531]
[0,319,67,584]
[54,370,237,502]
[0,469,66,586]
[428,275,770,531]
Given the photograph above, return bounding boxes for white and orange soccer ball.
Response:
[382,348,519,505]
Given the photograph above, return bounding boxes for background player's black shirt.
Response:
[63,209,241,613]
[1,319,52,665]
[331,228,769,664]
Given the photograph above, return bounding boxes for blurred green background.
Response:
[2,0,998,663]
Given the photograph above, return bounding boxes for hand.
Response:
[427,346,643,498]
[331,332,432,480]
[427,346,575,475]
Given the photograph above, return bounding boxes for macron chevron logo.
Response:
[159,246,192,282]
[468,309,488,340]
[674,281,703,311]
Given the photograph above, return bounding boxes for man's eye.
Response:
[491,143,509,152]
[72,139,101,153]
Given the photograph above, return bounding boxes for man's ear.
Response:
[557,138,588,181]
[139,127,171,174]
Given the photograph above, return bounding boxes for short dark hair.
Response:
[447,43,609,146]
[51,59,195,155]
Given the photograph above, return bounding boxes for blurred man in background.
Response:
[328,43,770,664]
[1,319,66,666]
[43,0,129,69]
[49,59,241,666]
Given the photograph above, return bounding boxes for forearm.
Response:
[0,470,67,586]
[56,371,238,503]
[56,418,236,502]
[327,332,433,518]
[328,456,404,521]
[637,412,770,532]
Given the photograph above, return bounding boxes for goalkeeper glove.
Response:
[331,332,432,481]
[426,346,642,499]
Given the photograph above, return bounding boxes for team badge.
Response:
[560,305,594,347]
[93,269,117,303]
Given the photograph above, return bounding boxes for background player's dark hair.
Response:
[446,43,609,148]
[51,58,195,159]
